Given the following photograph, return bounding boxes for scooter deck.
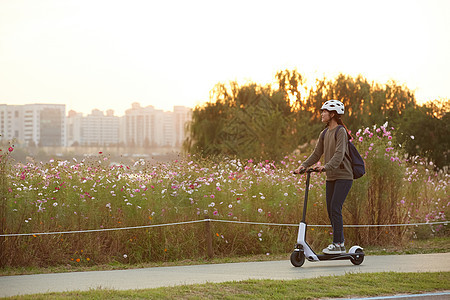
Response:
[312,253,364,261]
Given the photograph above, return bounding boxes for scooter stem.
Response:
[302,171,311,223]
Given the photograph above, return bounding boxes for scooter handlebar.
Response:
[293,168,321,175]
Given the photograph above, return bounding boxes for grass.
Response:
[1,237,449,276]
[365,237,450,255]
[4,272,449,299]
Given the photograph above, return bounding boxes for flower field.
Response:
[0,124,448,268]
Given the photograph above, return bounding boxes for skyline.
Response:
[1,0,449,116]
[1,101,190,116]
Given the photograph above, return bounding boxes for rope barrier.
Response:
[0,220,206,237]
[208,219,449,228]
[0,219,447,237]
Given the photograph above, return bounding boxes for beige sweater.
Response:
[301,126,353,181]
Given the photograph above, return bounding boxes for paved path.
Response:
[1,253,450,297]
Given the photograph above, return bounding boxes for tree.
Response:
[185,70,448,168]
[184,82,298,160]
[394,99,449,169]
[183,94,229,157]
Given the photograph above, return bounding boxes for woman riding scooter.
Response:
[294,100,353,254]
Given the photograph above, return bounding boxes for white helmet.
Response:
[321,100,345,115]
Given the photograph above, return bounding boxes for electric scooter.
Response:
[290,168,364,267]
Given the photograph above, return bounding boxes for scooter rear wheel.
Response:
[290,251,305,267]
[350,249,364,265]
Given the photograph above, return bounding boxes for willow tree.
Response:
[184,81,298,161]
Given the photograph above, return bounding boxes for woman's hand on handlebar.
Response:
[293,166,306,174]
[294,166,325,174]
[315,166,325,173]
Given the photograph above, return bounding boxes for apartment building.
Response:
[124,103,162,147]
[67,109,120,146]
[173,106,192,147]
[66,110,83,146]
[123,103,191,148]
[0,104,66,147]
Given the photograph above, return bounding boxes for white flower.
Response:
[123,254,127,259]
[53,202,58,207]
[284,193,288,197]
[410,135,415,140]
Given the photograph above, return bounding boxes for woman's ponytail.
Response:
[336,116,353,141]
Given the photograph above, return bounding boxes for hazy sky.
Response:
[0,0,449,116]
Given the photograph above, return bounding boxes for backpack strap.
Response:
[320,128,328,141]
[337,125,353,163]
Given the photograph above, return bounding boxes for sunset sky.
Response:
[0,0,449,116]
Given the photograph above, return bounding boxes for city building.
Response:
[173,106,192,147]
[67,109,120,146]
[0,103,66,147]
[66,110,83,146]
[123,103,191,148]
[124,103,162,147]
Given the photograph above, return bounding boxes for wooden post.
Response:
[204,216,213,259]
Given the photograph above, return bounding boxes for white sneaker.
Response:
[323,243,346,254]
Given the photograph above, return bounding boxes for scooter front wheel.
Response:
[290,250,305,267]
[350,249,364,265]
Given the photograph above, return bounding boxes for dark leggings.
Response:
[326,180,353,244]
